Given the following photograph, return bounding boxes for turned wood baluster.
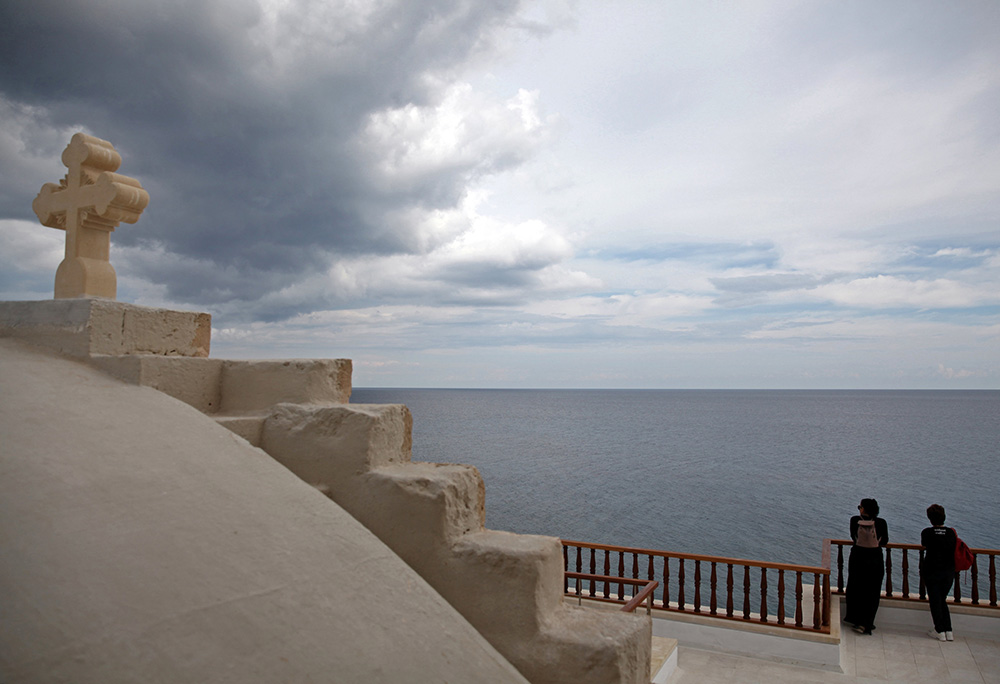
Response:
[813,573,822,630]
[630,553,638,602]
[563,545,569,594]
[694,560,702,613]
[971,555,980,605]
[742,565,751,619]
[726,564,734,618]
[884,546,893,597]
[901,549,910,598]
[618,551,626,600]
[603,550,611,599]
[794,571,804,627]
[647,555,658,608]
[663,557,671,609]
[590,549,597,596]
[837,543,845,593]
[777,570,786,625]
[990,555,997,607]
[678,559,686,611]
[954,566,963,603]
[573,546,582,597]
[710,562,718,615]
[918,549,926,600]
[823,572,831,627]
[759,568,768,622]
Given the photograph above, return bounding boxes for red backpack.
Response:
[953,529,974,572]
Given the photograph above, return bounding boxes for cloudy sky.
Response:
[1,0,997,389]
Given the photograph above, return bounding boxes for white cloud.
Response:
[936,363,977,380]
[523,291,713,327]
[3,1,998,388]
[0,98,85,191]
[931,247,995,259]
[0,219,63,274]
[434,215,569,268]
[772,56,1000,222]
[362,83,549,190]
[812,275,994,310]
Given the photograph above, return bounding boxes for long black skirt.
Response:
[844,545,884,630]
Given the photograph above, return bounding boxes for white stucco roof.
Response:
[0,337,527,683]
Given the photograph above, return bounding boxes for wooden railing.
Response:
[562,540,831,633]
[565,572,659,614]
[829,539,1000,609]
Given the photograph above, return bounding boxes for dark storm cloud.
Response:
[0,0,524,316]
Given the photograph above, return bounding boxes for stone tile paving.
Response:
[666,624,998,683]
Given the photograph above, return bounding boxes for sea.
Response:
[351,389,1000,567]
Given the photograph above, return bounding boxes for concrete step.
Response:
[90,356,351,415]
[214,415,265,446]
[260,402,413,478]
[360,462,487,556]
[256,402,651,683]
[117,370,651,684]
[91,355,223,413]
[0,299,210,359]
[219,359,351,413]
[651,636,678,684]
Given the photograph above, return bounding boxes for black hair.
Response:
[860,498,880,518]
[927,504,946,526]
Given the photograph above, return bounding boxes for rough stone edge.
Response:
[220,359,352,412]
[91,355,224,413]
[0,299,210,358]
[257,401,652,684]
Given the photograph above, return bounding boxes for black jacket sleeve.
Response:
[875,518,889,547]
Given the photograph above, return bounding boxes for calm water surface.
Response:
[351,389,1000,566]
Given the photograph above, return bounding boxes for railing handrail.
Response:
[826,538,1000,609]
[565,571,652,587]
[622,579,659,614]
[562,537,1000,632]
[562,538,830,575]
[562,539,831,633]
[564,572,659,613]
[829,538,1000,555]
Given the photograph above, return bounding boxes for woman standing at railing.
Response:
[844,498,889,635]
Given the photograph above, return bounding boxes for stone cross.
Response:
[33,132,149,299]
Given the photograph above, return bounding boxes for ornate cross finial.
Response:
[33,132,149,299]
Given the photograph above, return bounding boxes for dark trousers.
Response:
[924,570,954,633]
[845,546,884,630]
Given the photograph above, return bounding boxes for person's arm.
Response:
[850,515,859,543]
[878,518,889,547]
[919,528,932,571]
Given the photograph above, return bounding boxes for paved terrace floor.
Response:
[665,623,1000,684]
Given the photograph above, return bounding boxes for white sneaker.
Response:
[945,631,954,641]
[928,629,946,641]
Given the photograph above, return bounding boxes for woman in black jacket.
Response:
[844,498,889,635]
